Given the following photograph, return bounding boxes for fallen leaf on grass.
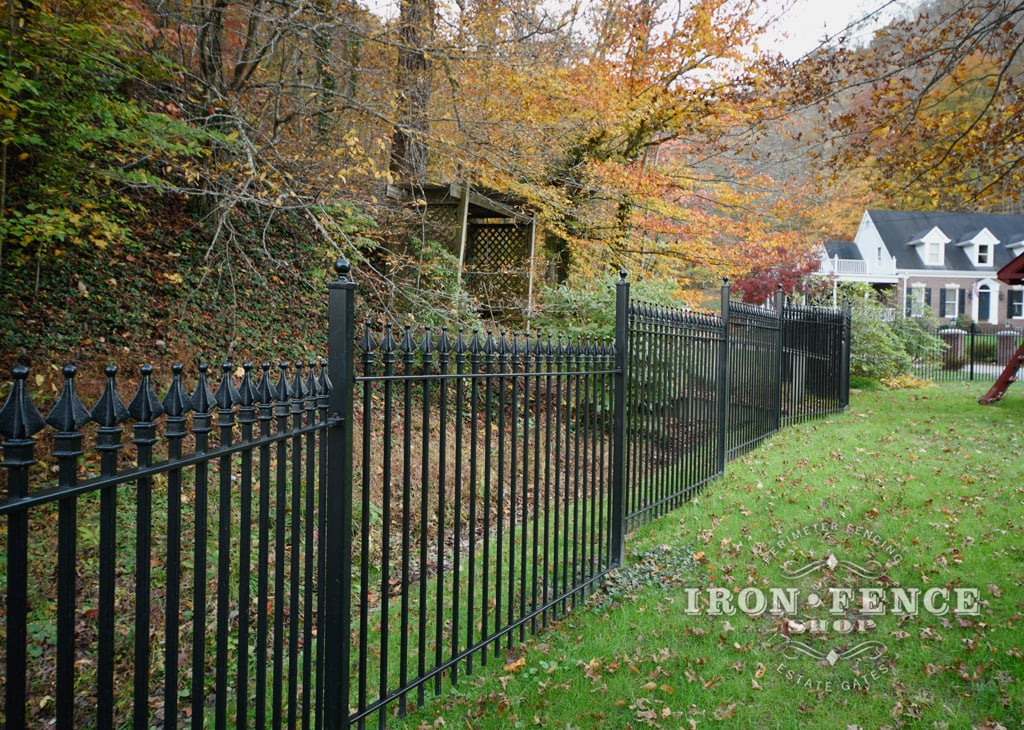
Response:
[712,702,736,720]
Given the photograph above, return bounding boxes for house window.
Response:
[925,240,943,265]
[911,285,927,317]
[1010,289,1024,319]
[943,286,958,318]
[976,243,991,266]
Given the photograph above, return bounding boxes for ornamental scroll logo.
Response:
[777,551,889,667]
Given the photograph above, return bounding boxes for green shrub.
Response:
[890,315,944,361]
[829,283,946,381]
[849,309,913,380]
[849,375,882,390]
[532,272,684,340]
[971,337,997,363]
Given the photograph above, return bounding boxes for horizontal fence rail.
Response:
[2,264,851,729]
[0,360,329,729]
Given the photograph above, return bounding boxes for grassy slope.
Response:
[395,381,1024,729]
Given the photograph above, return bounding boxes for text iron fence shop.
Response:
[0,262,850,728]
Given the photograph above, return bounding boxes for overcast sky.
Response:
[762,0,915,59]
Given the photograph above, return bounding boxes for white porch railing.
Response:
[818,256,897,277]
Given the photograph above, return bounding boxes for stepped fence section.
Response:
[623,282,851,531]
[0,264,850,729]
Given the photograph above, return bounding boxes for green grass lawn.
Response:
[394,381,1024,729]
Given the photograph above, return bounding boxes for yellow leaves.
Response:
[503,656,526,673]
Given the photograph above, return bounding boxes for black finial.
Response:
[304,360,317,398]
[317,358,332,395]
[619,268,628,281]
[400,324,416,356]
[291,360,307,399]
[128,363,165,423]
[214,362,240,409]
[334,258,350,278]
[256,362,274,403]
[46,365,92,433]
[275,361,292,401]
[191,363,216,414]
[162,363,194,417]
[91,365,130,428]
[0,365,47,439]
[238,362,258,407]
[723,276,730,284]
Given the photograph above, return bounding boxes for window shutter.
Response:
[959,289,966,314]
[924,287,932,305]
[905,291,912,317]
[939,287,946,315]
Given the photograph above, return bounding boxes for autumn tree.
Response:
[0,0,209,283]
[472,0,803,289]
[389,0,436,184]
[810,0,1024,210]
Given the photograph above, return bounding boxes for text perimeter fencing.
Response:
[0,264,850,729]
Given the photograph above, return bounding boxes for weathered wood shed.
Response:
[386,182,538,318]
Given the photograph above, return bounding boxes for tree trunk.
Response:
[389,0,435,185]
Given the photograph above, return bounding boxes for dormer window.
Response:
[909,226,949,266]
[956,227,999,268]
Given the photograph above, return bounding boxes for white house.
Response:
[818,210,1024,325]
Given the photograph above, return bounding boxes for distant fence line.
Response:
[0,263,850,729]
[908,320,1024,382]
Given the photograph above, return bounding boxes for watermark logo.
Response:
[685,521,981,693]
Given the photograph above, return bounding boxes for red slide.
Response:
[979,340,1024,404]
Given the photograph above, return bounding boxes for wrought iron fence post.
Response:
[610,269,629,567]
[325,259,356,729]
[773,285,785,433]
[0,365,46,730]
[841,299,852,408]
[717,278,731,473]
[969,320,977,381]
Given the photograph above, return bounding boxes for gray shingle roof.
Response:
[823,240,861,260]
[867,210,1024,272]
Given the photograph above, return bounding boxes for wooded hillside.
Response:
[2,0,1021,367]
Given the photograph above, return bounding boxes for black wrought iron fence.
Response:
[1,264,850,729]
[623,282,851,530]
[909,321,1024,382]
[0,360,329,730]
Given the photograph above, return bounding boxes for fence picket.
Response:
[0,265,850,729]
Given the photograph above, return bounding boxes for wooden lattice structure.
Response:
[387,182,537,317]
